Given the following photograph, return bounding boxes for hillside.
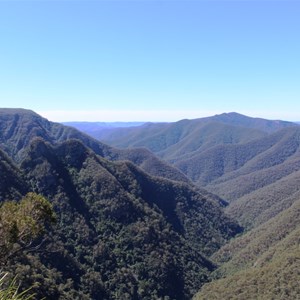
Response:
[194,242,300,300]
[0,109,242,299]
[177,127,300,229]
[2,108,300,299]
[179,125,300,186]
[71,111,300,229]
[94,117,269,157]
[193,198,300,299]
[61,112,300,231]
[0,108,188,183]
[78,112,300,299]
[77,112,295,157]
[199,127,300,228]
[3,138,241,299]
[0,148,27,201]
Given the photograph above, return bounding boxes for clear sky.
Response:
[0,0,299,122]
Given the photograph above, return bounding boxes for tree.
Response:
[0,193,56,265]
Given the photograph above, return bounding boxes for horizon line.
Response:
[35,109,300,123]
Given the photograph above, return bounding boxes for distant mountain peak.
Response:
[216,112,243,117]
[213,111,297,124]
[214,112,264,121]
[0,108,40,116]
[209,111,297,130]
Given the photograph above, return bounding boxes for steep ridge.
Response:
[213,198,300,273]
[80,112,295,156]
[225,169,300,229]
[70,113,300,229]
[1,138,241,299]
[157,122,265,163]
[57,111,300,299]
[0,109,242,299]
[0,108,188,183]
[59,111,300,230]
[176,126,300,186]
[166,126,300,229]
[0,148,28,201]
[2,109,299,298]
[207,155,300,202]
[94,116,268,155]
[193,198,300,299]
[194,127,300,228]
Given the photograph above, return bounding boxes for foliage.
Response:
[211,198,300,273]
[0,193,56,265]
[193,199,300,299]
[0,149,27,202]
[0,272,35,300]
[73,110,300,230]
[3,109,300,231]
[176,126,300,228]
[194,235,300,300]
[1,108,300,299]
[0,108,188,183]
[12,138,241,299]
[74,112,295,152]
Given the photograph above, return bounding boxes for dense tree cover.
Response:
[170,126,300,228]
[194,245,300,300]
[193,200,300,299]
[68,110,300,230]
[175,126,300,186]
[0,149,27,202]
[225,169,300,229]
[17,138,240,299]
[2,108,300,299]
[3,109,300,231]
[74,112,295,152]
[0,108,188,183]
[0,115,241,300]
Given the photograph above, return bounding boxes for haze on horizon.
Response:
[36,109,300,123]
[0,1,299,122]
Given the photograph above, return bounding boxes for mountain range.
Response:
[71,112,300,229]
[0,108,241,299]
[1,108,300,299]
[64,111,300,298]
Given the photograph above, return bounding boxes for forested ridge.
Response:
[70,111,300,299]
[194,199,300,299]
[1,108,300,299]
[0,108,188,183]
[69,112,295,150]
[0,109,241,299]
[83,112,300,228]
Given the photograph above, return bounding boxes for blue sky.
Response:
[0,0,299,122]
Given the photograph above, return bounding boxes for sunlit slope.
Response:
[194,199,300,299]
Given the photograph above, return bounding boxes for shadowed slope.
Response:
[0,108,189,183]
[7,138,241,299]
[79,112,295,162]
[0,148,28,201]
